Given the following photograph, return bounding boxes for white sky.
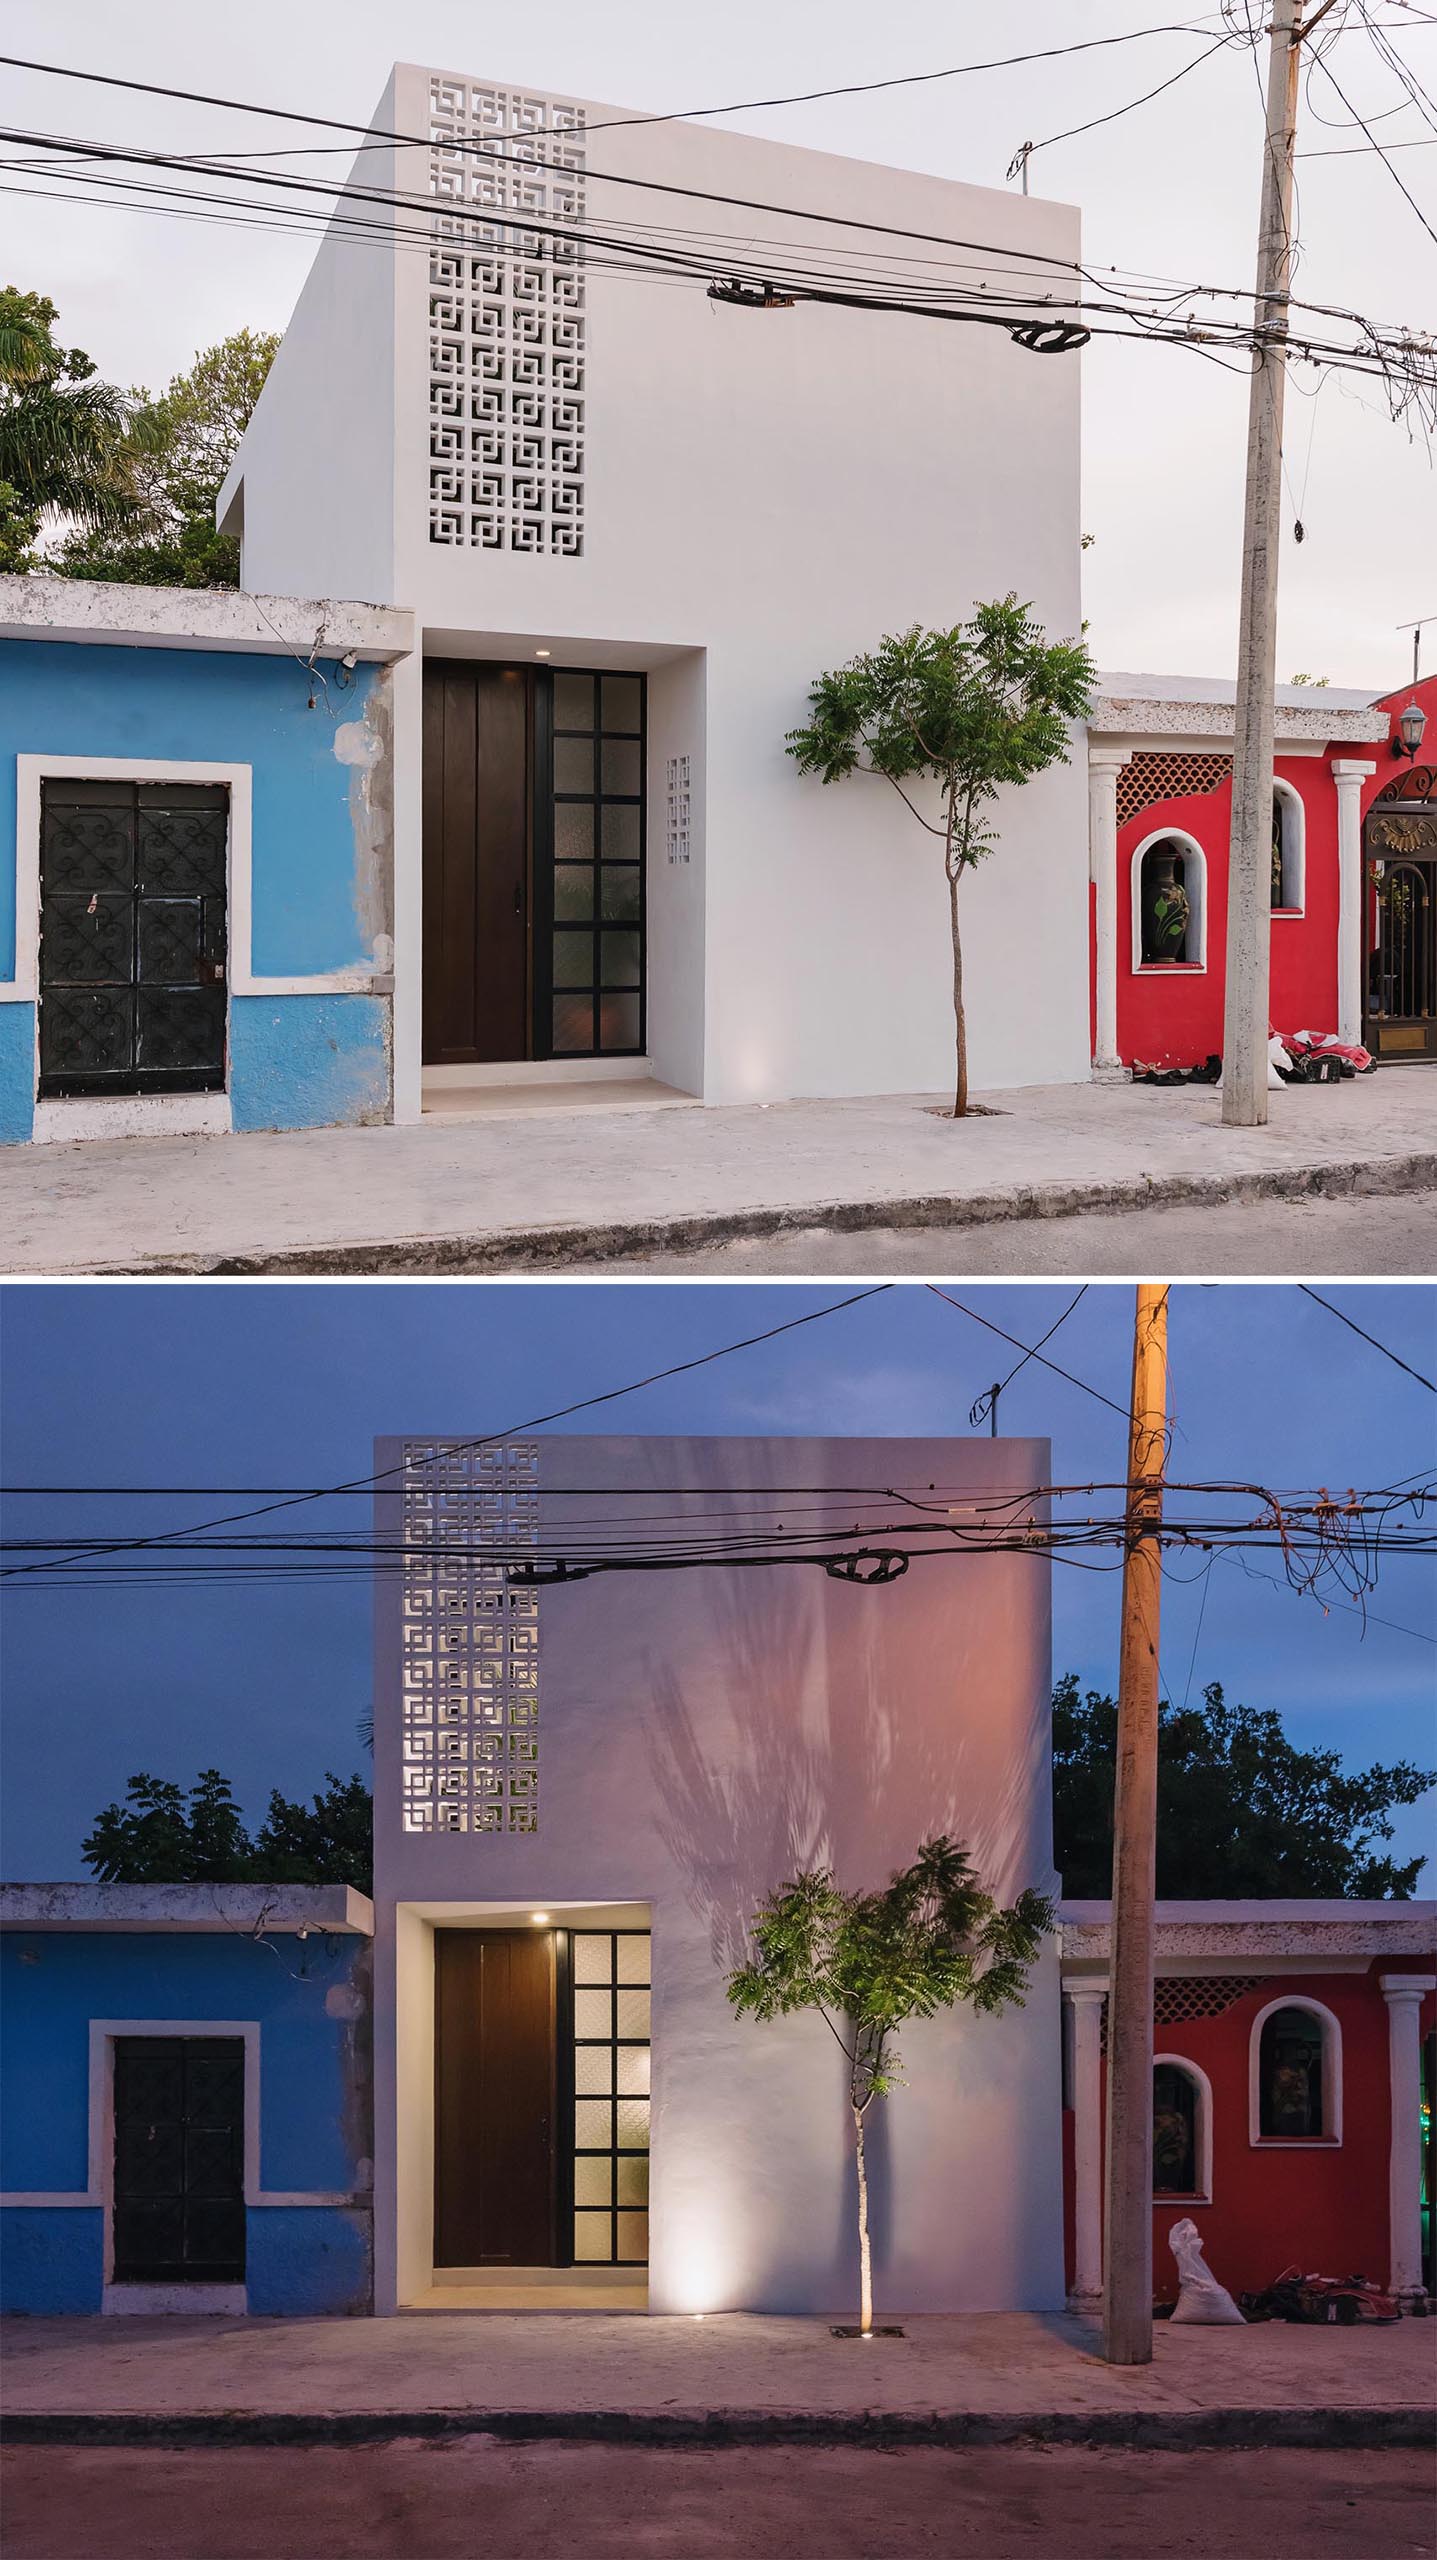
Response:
[3,0,1435,686]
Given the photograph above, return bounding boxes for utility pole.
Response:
[1101,1284,1170,2365]
[1222,0,1310,1127]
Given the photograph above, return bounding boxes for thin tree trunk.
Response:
[852,2102,873,2335]
[949,865,968,1119]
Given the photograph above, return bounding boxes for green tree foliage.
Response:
[56,327,278,588]
[83,1770,253,1884]
[83,1768,372,1890]
[786,601,1095,1115]
[728,1838,1050,2332]
[1052,1673,1434,1899]
[0,288,139,572]
[252,1772,373,1889]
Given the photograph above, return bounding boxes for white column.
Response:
[1331,759,1376,1049]
[1088,752,1131,1078]
[1381,1973,1433,2303]
[1066,1980,1108,2304]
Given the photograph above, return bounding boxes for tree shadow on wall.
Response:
[643,1556,1050,2304]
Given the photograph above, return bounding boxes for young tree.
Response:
[786,602,1095,1116]
[728,1837,1051,2334]
[1052,1673,1434,1899]
[56,327,278,588]
[0,288,140,571]
[83,1767,373,1888]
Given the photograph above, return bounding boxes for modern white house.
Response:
[221,63,1089,1123]
[369,1432,1062,2316]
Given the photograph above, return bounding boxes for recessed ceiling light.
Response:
[530,1910,551,1924]
[535,648,552,659]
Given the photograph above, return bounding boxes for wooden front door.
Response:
[434,1929,556,2268]
[422,661,531,1065]
[111,2036,246,2285]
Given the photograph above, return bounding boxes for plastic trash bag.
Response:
[1168,2217,1245,2324]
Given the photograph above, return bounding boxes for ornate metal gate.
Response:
[38,779,228,1096]
[112,2036,246,2285]
[1364,768,1436,1062]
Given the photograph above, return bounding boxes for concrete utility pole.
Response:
[1222,0,1307,1127]
[1101,1284,1170,2366]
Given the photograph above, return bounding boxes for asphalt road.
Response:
[561,1187,1437,1276]
[3,2444,1431,2560]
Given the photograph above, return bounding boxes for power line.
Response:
[0,1287,895,1580]
[1304,33,1437,243]
[970,1287,1090,1431]
[7,120,1428,415]
[1298,1284,1437,1391]
[926,1287,1129,1419]
[1013,30,1230,165]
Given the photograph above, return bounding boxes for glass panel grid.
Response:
[571,1928,650,2265]
[546,668,645,1057]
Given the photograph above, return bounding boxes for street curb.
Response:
[49,1148,1437,1276]
[3,2406,1431,2450]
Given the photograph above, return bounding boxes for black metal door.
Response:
[39,780,228,1096]
[112,2036,246,2284]
[1364,782,1436,1062]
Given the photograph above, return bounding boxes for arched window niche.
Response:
[1131,830,1207,971]
[1152,2055,1212,2202]
[1271,779,1306,915]
[1249,1996,1343,2146]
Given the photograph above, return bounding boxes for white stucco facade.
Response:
[225,65,1087,1118]
[370,1433,1062,2317]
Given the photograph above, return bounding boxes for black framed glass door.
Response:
[537,670,646,1058]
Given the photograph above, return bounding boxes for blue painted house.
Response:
[0,578,412,1145]
[0,1884,374,2315]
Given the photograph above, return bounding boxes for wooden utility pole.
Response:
[1222,0,1306,1127]
[1101,1284,1170,2365]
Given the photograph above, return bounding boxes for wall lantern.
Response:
[1394,697,1427,759]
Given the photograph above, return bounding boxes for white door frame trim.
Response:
[4,753,377,1006]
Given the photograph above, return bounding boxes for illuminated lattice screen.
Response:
[572,1930,650,2265]
[427,78,586,554]
[400,1441,540,1834]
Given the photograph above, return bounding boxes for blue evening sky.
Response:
[1,1281,1432,1884]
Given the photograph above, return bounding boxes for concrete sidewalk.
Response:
[3,2310,1432,2448]
[2,1076,1433,1276]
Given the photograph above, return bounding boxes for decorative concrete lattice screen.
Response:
[1098,1976,1264,2050]
[665,754,691,864]
[1116,752,1231,831]
[400,1441,540,1833]
[428,78,586,554]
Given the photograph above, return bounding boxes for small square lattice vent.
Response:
[399,1441,541,1835]
[1116,752,1231,832]
[665,755,691,864]
[428,79,586,554]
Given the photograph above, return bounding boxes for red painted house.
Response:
[1087,671,1436,1073]
[1060,1900,1436,2312]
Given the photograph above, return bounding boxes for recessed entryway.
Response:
[422,661,647,1072]
[428,1918,651,2310]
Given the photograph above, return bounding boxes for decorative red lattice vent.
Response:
[1116,752,1232,831]
[1098,1976,1264,2049]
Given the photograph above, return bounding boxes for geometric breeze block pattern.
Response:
[427,78,586,554]
[400,1441,541,1833]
